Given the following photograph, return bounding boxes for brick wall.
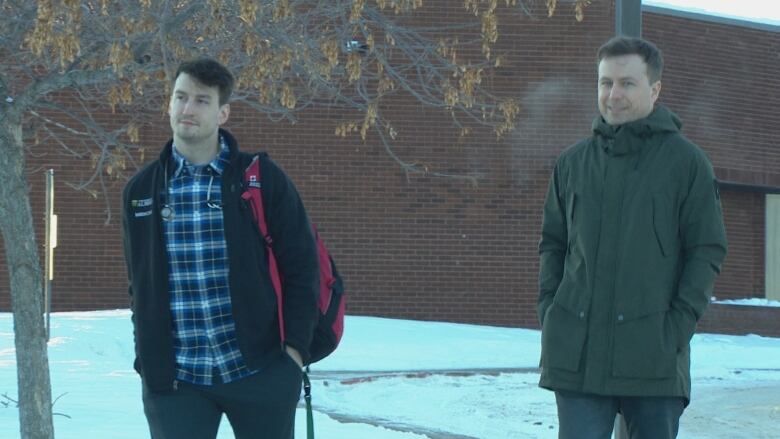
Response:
[717,190,765,300]
[1,1,778,336]
[644,12,780,188]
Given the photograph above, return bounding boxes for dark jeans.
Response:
[554,390,685,439]
[142,352,303,439]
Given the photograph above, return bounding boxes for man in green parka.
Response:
[537,37,727,439]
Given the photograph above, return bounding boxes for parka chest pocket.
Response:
[652,195,676,257]
[565,192,577,254]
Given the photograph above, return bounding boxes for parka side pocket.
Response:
[541,302,587,372]
[612,310,677,379]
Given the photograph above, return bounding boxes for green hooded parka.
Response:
[538,105,727,402]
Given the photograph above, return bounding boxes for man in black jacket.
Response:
[122,58,319,439]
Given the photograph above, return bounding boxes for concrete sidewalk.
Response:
[681,380,780,439]
[307,368,780,439]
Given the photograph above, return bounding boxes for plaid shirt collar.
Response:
[171,135,230,178]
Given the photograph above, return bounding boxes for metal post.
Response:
[44,169,56,341]
[616,0,643,38]
[614,2,643,436]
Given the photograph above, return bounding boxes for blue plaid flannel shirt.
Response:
[163,136,255,385]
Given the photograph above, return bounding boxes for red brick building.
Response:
[2,1,779,336]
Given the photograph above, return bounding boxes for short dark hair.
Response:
[174,58,235,106]
[597,37,663,83]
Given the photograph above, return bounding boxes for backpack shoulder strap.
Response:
[241,153,285,343]
[243,155,269,238]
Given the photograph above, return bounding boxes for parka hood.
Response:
[592,105,682,155]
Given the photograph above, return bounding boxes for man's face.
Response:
[597,54,661,125]
[168,73,229,143]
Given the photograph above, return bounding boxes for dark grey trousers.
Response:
[142,353,302,439]
[554,390,685,439]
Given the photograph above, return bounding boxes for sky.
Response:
[1,310,779,438]
[644,0,780,26]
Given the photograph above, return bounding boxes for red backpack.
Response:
[240,154,346,364]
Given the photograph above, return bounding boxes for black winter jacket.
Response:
[122,129,319,392]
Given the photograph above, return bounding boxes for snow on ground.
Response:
[712,297,780,307]
[1,311,779,438]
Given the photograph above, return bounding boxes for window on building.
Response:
[766,194,780,301]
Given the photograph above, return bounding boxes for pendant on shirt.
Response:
[161,205,175,221]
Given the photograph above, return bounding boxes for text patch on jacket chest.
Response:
[131,197,153,217]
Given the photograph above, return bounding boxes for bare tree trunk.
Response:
[0,117,55,439]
